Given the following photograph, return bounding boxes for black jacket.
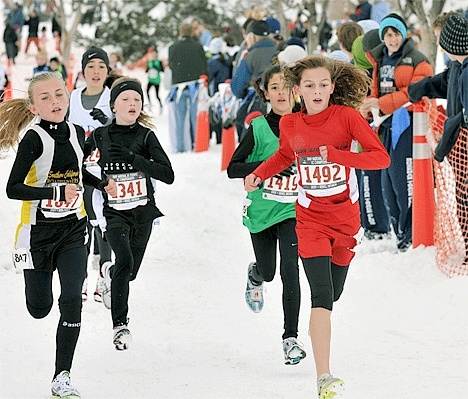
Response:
[168,36,208,85]
[408,61,463,162]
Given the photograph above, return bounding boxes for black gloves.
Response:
[97,177,110,191]
[90,108,108,125]
[108,143,135,163]
[274,165,295,179]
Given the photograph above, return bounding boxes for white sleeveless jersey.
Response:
[68,86,113,136]
[69,86,112,178]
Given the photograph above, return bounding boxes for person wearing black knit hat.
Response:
[81,46,110,73]
[439,14,468,56]
[362,28,381,52]
[69,46,114,304]
[408,12,468,263]
[360,12,433,252]
[447,13,468,151]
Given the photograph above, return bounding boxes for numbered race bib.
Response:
[108,171,148,210]
[262,168,299,203]
[299,156,347,197]
[84,148,100,168]
[40,185,83,218]
[12,248,33,272]
[148,69,158,79]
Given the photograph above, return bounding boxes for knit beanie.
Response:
[439,14,468,56]
[352,35,373,70]
[362,29,381,52]
[81,46,110,72]
[247,20,270,37]
[379,13,407,40]
[110,80,144,107]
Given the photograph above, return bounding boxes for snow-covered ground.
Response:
[0,27,467,399]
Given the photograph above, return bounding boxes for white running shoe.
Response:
[113,323,132,351]
[282,337,306,365]
[101,261,113,309]
[51,370,80,398]
[245,262,264,313]
[317,373,345,398]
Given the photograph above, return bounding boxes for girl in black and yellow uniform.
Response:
[86,77,174,350]
[1,72,115,398]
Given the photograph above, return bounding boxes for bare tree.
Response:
[49,0,94,62]
[397,0,447,66]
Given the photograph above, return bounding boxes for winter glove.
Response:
[108,143,135,163]
[274,165,295,179]
[90,108,108,125]
[97,176,110,191]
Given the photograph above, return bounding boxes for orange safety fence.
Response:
[424,100,468,277]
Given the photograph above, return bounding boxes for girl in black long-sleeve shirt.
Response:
[2,72,114,398]
[85,76,174,350]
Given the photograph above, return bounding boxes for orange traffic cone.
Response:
[412,102,435,248]
[195,75,210,152]
[221,125,236,171]
[195,109,210,152]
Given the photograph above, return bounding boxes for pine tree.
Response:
[77,0,239,62]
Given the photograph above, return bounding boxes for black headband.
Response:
[110,81,144,107]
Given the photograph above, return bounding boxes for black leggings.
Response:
[302,256,349,311]
[250,218,300,340]
[86,223,112,268]
[147,82,162,104]
[25,242,87,378]
[105,221,153,327]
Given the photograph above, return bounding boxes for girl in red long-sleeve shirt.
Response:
[245,55,390,398]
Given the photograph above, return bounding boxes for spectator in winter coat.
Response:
[7,3,24,33]
[207,37,232,96]
[32,51,51,77]
[408,11,462,162]
[231,20,277,140]
[24,9,40,54]
[49,56,68,80]
[360,13,433,252]
[231,20,276,99]
[409,12,468,264]
[3,20,18,65]
[168,22,208,152]
[349,0,372,22]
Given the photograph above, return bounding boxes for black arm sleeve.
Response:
[6,131,55,201]
[408,69,449,103]
[226,125,262,178]
[132,131,175,184]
